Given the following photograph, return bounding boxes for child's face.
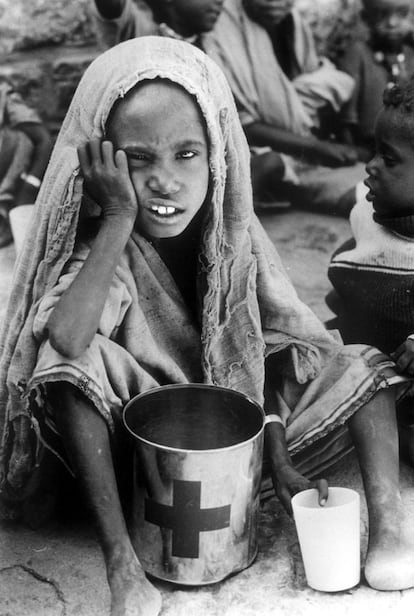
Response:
[363,0,413,47]
[365,109,414,215]
[172,0,224,34]
[244,0,293,27]
[106,80,209,239]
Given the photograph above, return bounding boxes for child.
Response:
[328,79,414,357]
[208,0,366,214]
[92,0,224,50]
[1,37,414,616]
[327,78,414,463]
[0,81,52,248]
[338,0,414,153]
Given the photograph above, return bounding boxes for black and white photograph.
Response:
[2,1,414,614]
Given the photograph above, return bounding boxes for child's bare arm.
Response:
[95,0,124,19]
[15,122,52,205]
[392,337,414,376]
[244,122,358,167]
[265,421,328,515]
[46,139,138,359]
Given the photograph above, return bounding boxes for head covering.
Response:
[0,36,337,498]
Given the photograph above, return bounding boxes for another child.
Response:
[92,0,224,50]
[208,0,366,214]
[337,0,414,153]
[0,81,52,248]
[327,78,414,463]
[328,79,414,357]
[2,38,414,616]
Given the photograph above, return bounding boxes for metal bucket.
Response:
[123,384,265,585]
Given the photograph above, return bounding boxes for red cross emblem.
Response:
[145,479,231,558]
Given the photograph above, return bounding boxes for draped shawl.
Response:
[0,37,339,495]
[206,0,354,130]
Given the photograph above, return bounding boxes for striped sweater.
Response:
[328,194,414,354]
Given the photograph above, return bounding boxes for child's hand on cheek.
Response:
[77,139,138,222]
[391,337,414,375]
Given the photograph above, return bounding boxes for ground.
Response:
[1,209,414,616]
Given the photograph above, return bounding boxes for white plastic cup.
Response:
[291,487,360,592]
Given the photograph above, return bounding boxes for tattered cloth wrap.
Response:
[0,37,405,504]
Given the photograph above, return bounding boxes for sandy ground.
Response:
[1,208,414,616]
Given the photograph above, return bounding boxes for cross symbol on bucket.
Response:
[145,479,231,558]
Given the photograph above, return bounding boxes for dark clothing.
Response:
[151,206,205,324]
[328,245,414,354]
[328,198,414,355]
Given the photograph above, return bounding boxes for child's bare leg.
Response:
[349,387,414,590]
[48,383,161,616]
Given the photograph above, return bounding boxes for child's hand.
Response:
[311,141,358,167]
[391,337,414,375]
[77,139,138,221]
[272,464,328,516]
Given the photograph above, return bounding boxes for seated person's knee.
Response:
[250,151,285,194]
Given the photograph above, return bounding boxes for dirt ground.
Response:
[1,208,414,616]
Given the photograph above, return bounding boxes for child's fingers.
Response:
[314,478,328,507]
[101,140,115,167]
[396,353,412,373]
[280,487,293,516]
[395,354,407,371]
[403,358,414,376]
[114,148,129,172]
[391,343,405,360]
[89,139,104,165]
[77,143,91,172]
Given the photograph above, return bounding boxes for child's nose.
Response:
[387,12,399,27]
[147,167,180,195]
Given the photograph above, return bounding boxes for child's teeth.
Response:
[151,205,176,215]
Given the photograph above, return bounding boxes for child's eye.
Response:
[126,152,148,161]
[381,154,396,167]
[397,8,410,18]
[177,150,196,160]
[125,152,151,167]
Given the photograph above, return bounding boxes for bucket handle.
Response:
[264,414,284,427]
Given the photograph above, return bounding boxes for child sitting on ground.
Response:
[327,78,414,461]
[2,38,414,616]
[337,0,414,154]
[207,0,367,215]
[0,80,52,248]
[328,79,414,357]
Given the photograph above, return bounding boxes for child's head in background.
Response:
[150,0,224,37]
[365,78,414,219]
[243,0,294,29]
[361,0,414,51]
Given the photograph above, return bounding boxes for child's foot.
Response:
[365,504,414,591]
[107,549,162,616]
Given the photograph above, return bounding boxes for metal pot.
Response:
[123,383,265,585]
